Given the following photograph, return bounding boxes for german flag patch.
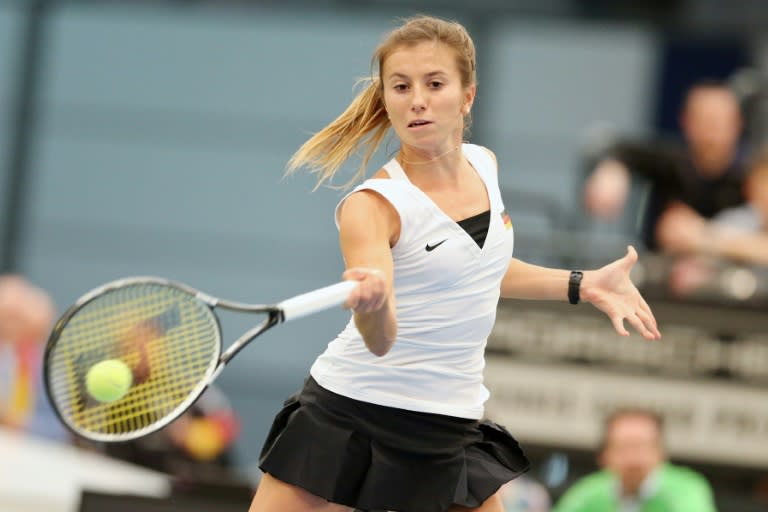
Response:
[500,210,513,230]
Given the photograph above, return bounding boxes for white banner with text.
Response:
[484,357,768,468]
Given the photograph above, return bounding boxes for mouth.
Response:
[408,120,433,128]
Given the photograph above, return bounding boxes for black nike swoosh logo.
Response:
[425,239,448,252]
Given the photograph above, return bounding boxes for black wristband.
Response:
[568,271,583,305]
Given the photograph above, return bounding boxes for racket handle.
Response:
[278,281,357,322]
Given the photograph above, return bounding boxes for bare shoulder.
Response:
[339,173,400,246]
[339,167,395,225]
[339,187,398,229]
[340,188,388,217]
[339,188,400,247]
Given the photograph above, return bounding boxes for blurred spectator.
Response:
[0,274,58,435]
[583,80,748,251]
[711,145,768,232]
[655,148,768,297]
[0,274,53,349]
[658,148,768,285]
[97,385,241,481]
[553,408,716,512]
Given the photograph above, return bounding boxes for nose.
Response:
[410,85,426,112]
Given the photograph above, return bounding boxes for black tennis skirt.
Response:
[258,377,530,512]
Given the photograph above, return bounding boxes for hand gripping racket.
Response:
[43,277,356,442]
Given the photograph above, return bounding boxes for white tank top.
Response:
[310,143,514,419]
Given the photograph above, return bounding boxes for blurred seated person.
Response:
[660,147,768,282]
[583,80,748,251]
[710,145,768,232]
[0,274,57,434]
[553,408,716,512]
[97,385,241,481]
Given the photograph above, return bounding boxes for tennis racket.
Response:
[43,276,356,443]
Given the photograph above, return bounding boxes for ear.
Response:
[463,84,477,115]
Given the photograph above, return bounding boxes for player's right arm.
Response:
[338,189,399,356]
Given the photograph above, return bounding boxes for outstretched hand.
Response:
[582,246,661,340]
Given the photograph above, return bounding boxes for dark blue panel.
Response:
[653,35,750,138]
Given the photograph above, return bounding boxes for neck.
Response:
[398,144,462,166]
[691,150,734,178]
[397,146,467,187]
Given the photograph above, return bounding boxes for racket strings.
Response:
[47,283,219,438]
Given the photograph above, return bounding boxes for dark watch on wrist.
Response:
[568,271,583,304]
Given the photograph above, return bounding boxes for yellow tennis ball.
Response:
[85,359,133,403]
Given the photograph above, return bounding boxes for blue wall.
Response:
[0,5,22,222]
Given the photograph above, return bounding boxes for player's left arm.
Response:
[483,146,660,340]
[500,249,660,341]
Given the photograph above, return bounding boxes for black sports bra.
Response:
[457,209,491,248]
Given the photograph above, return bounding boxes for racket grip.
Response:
[278,281,357,322]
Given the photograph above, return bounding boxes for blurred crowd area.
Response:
[1,1,768,511]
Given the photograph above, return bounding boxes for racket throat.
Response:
[217,310,281,368]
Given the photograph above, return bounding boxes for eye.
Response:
[393,83,409,92]
[429,81,444,89]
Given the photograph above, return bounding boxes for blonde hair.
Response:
[287,15,477,189]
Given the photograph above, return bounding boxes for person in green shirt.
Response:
[553,408,717,512]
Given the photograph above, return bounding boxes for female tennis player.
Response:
[251,15,661,512]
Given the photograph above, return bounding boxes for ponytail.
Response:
[286,77,390,189]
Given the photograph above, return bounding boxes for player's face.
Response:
[600,415,664,495]
[381,42,475,155]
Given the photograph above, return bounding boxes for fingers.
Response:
[627,312,657,341]
[612,310,659,340]
[637,297,662,339]
[342,267,388,313]
[610,314,629,337]
[635,308,660,340]
[625,248,662,339]
[623,245,638,269]
[609,299,660,340]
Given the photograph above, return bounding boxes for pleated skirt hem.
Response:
[258,377,530,512]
